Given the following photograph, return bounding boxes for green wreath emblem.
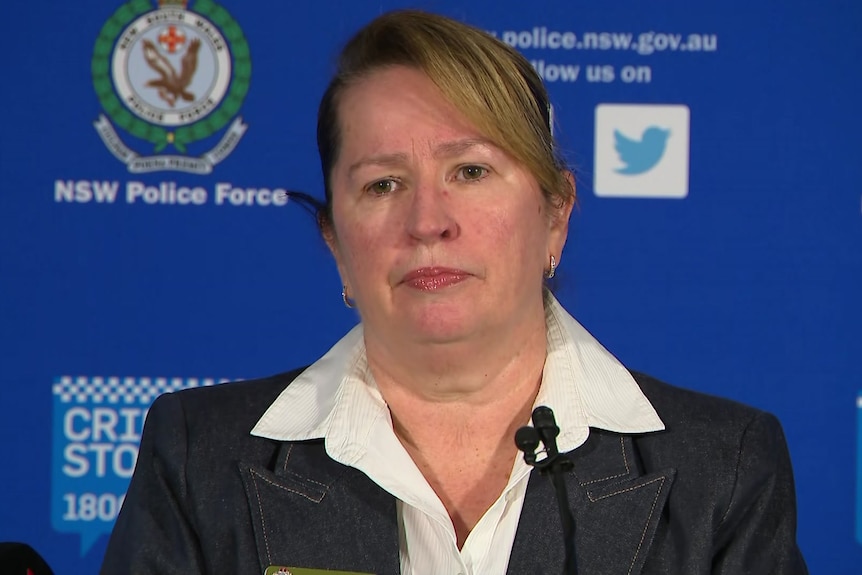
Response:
[91,0,251,153]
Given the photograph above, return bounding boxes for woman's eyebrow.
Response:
[347,153,410,177]
[432,138,495,159]
[347,138,495,177]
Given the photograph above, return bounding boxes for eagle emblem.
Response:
[92,0,251,174]
[141,37,201,108]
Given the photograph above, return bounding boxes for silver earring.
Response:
[341,286,355,309]
[547,255,556,279]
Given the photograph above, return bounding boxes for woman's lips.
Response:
[401,267,470,291]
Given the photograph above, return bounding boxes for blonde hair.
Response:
[316,10,574,228]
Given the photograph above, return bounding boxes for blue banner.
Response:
[0,1,860,573]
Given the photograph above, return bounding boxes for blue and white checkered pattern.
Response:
[51,376,229,405]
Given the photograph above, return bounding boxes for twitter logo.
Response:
[613,126,670,175]
[594,104,690,198]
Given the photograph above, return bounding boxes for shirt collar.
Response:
[539,294,665,452]
[251,294,664,452]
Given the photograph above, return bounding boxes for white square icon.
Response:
[594,104,690,199]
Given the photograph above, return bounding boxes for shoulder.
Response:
[629,371,793,518]
[155,367,306,415]
[628,373,806,567]
[152,367,305,412]
[130,366,312,492]
[631,370,771,434]
[629,370,790,485]
[142,367,307,448]
[630,370,788,459]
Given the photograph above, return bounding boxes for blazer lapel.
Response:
[508,430,675,575]
[239,440,401,575]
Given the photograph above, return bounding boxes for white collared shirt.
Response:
[252,295,664,574]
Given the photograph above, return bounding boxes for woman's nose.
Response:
[404,180,460,242]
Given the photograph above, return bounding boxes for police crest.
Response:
[92,0,250,173]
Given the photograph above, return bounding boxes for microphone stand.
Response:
[515,406,577,575]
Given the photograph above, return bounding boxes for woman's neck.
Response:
[364,310,548,446]
[365,313,548,548]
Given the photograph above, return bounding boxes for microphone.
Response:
[515,406,577,575]
[531,406,562,459]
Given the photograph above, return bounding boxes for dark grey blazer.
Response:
[101,369,807,574]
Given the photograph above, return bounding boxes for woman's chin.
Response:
[397,306,482,346]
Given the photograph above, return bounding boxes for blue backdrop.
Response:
[0,0,860,572]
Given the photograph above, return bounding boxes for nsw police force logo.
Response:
[92,0,250,174]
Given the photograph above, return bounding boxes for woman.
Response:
[102,10,807,574]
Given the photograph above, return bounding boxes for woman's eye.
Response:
[366,179,398,195]
[457,165,488,181]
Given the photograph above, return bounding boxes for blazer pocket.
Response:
[237,462,399,575]
[238,463,331,572]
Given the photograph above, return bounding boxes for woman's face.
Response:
[327,65,570,349]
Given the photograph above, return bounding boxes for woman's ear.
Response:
[321,218,352,296]
[548,170,575,258]
[321,219,338,257]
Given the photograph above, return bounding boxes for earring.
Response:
[341,286,355,309]
[547,255,556,279]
